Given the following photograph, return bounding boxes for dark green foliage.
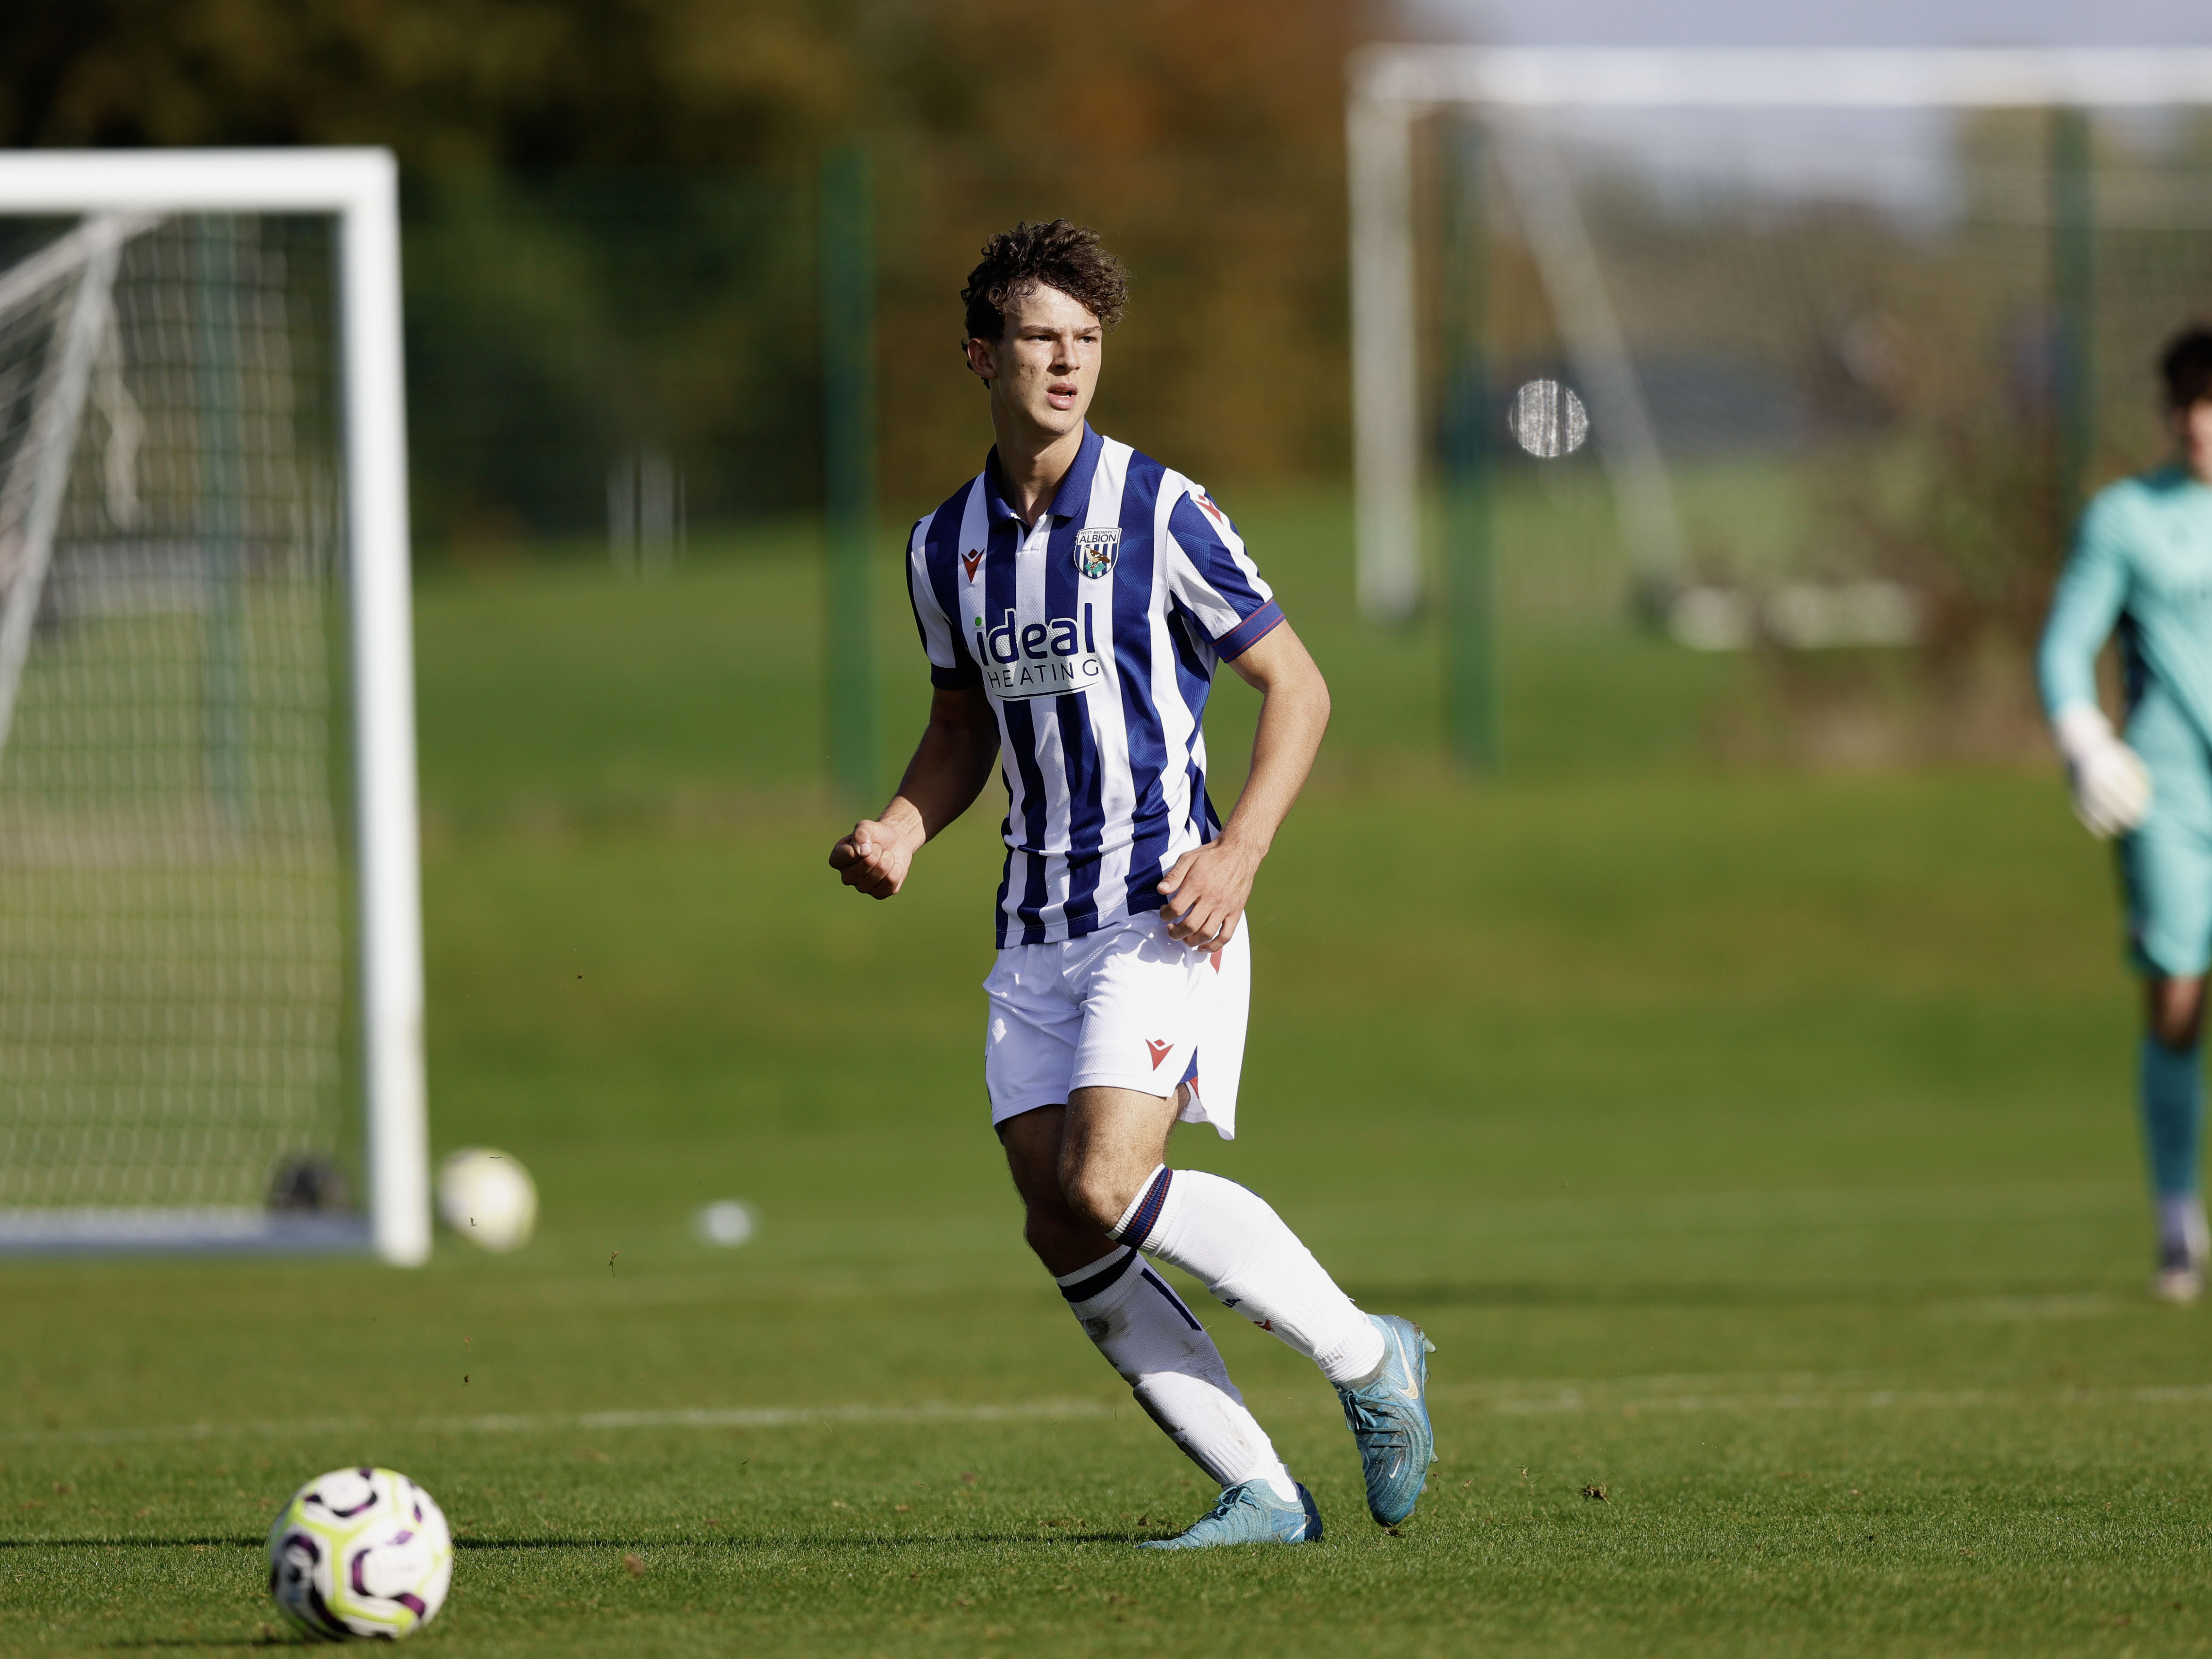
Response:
[1,0,1375,536]
[401,172,821,544]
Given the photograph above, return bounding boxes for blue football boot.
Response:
[1336,1314,1437,1526]
[1139,1479,1323,1549]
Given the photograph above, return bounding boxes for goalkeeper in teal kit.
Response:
[2040,326,2212,1302]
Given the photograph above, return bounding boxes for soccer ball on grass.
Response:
[266,1466,452,1640]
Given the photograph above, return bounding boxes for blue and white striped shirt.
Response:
[906,425,1285,948]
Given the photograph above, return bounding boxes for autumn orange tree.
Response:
[6,0,1387,542]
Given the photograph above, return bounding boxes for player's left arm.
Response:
[1157,622,1329,949]
[2037,493,2129,723]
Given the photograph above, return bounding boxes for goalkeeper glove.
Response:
[2053,704,2152,839]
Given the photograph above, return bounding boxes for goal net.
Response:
[0,154,426,1263]
[1349,48,2212,646]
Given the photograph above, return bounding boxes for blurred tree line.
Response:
[5,0,1385,552]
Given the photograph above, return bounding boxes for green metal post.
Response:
[820,145,877,808]
[1441,119,1497,773]
[2050,107,2096,531]
[197,214,247,826]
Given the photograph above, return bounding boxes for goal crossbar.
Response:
[1348,47,2212,619]
[0,150,428,1265]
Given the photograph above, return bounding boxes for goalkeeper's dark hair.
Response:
[2160,325,2212,409]
[961,220,1128,343]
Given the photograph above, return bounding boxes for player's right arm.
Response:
[2038,492,2152,838]
[829,686,998,899]
[831,518,999,898]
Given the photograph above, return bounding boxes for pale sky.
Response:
[1413,0,2212,47]
[1402,0,2212,218]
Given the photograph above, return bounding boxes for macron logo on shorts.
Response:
[1145,1039,1173,1070]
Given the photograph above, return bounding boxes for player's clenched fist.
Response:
[1158,837,1259,949]
[829,819,914,899]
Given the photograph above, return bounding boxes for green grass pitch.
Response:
[7,485,2212,1655]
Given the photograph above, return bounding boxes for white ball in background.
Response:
[692,1200,756,1247]
[436,1147,537,1252]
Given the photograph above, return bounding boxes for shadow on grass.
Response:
[453,1533,1149,1549]
[5,1531,1150,1551]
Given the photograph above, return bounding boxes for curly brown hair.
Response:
[961,219,1128,342]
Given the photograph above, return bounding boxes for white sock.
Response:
[2158,1195,2209,1264]
[1055,1246,1297,1502]
[1110,1166,1387,1387]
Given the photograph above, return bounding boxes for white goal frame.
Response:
[1348,46,2212,621]
[0,150,428,1265]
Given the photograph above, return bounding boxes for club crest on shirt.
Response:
[1074,527,1120,579]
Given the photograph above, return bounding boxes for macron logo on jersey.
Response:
[974,604,1108,701]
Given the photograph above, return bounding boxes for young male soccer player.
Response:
[2039,325,2212,1302]
[827,220,1436,1546]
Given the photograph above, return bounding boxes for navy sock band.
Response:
[1115,1167,1174,1251]
[1058,1246,1138,1302]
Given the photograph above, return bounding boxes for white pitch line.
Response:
[16,1379,2212,1449]
[3,1398,1118,1449]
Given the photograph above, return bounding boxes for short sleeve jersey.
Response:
[2039,465,2212,752]
[906,424,1285,948]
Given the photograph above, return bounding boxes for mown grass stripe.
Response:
[2,1397,1119,1447]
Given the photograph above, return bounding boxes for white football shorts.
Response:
[983,909,1251,1140]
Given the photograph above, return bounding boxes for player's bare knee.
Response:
[1058,1160,1136,1235]
[2149,976,2208,1048]
[2155,1009,2206,1049]
[1018,1185,1117,1277]
[2154,1013,2199,1049]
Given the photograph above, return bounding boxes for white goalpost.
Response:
[0,151,427,1264]
[1349,47,2212,625]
